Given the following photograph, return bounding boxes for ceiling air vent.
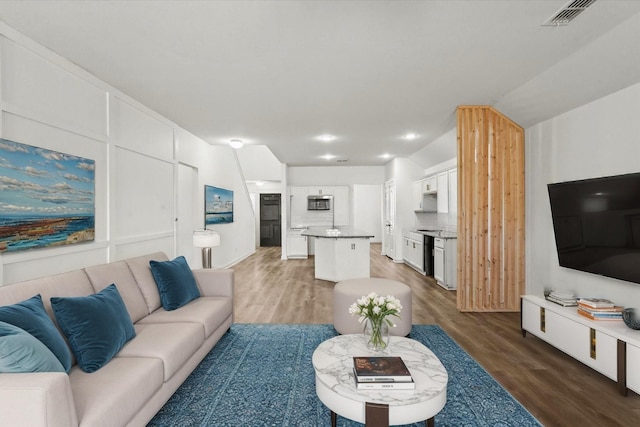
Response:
[336,159,349,163]
[542,0,598,26]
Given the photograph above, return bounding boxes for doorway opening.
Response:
[260,194,281,247]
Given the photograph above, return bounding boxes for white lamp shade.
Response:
[193,230,221,248]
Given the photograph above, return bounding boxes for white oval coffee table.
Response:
[312,334,447,427]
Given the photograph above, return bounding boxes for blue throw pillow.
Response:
[0,294,72,372]
[51,284,136,373]
[0,321,65,373]
[149,256,200,311]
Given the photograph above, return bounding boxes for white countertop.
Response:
[302,227,374,239]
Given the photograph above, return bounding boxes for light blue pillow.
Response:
[0,294,72,372]
[149,256,200,311]
[0,321,65,373]
[51,284,136,373]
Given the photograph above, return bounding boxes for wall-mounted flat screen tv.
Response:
[205,185,233,225]
[548,172,640,284]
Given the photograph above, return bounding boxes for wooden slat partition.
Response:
[457,106,525,312]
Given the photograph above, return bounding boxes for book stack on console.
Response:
[352,356,415,390]
[577,298,623,321]
[545,291,578,307]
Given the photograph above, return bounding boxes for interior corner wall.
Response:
[384,158,424,262]
[526,81,640,308]
[0,25,254,284]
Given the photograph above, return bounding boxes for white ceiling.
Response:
[0,1,639,167]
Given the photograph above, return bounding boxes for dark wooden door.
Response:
[260,194,281,247]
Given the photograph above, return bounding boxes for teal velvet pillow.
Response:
[51,284,136,373]
[0,321,65,373]
[0,294,72,372]
[149,256,200,311]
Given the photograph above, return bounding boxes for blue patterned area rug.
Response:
[148,324,541,427]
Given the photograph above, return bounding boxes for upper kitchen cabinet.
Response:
[436,172,448,213]
[422,176,437,194]
[289,186,308,228]
[413,180,424,211]
[448,169,458,215]
[332,186,350,226]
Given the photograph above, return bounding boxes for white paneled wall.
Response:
[1,37,108,139]
[0,25,255,284]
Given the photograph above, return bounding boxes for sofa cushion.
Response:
[118,322,204,380]
[0,321,65,373]
[51,284,136,373]
[85,261,149,323]
[69,356,163,427]
[138,296,233,338]
[125,252,169,313]
[149,256,200,310]
[0,294,72,372]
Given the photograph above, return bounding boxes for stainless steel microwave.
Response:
[307,195,331,210]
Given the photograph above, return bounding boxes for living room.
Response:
[1,2,640,426]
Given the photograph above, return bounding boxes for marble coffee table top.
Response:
[312,334,447,423]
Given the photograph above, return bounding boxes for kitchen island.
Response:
[302,228,375,282]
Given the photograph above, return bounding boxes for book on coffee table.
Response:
[353,372,415,390]
[353,356,413,382]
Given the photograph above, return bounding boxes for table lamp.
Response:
[193,229,220,269]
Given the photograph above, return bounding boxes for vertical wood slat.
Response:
[457,106,525,312]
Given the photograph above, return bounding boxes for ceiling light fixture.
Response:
[321,154,336,160]
[403,133,418,141]
[229,139,244,149]
[379,153,392,159]
[318,134,336,142]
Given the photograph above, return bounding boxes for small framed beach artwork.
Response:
[0,138,95,252]
[204,185,233,225]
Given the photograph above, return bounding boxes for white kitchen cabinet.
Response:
[444,237,457,289]
[422,176,437,194]
[403,231,424,273]
[331,186,350,226]
[437,172,448,213]
[434,237,456,289]
[286,233,308,259]
[308,187,331,196]
[289,186,309,228]
[433,239,444,284]
[413,180,424,211]
[448,168,458,215]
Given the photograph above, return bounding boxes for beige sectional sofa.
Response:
[0,252,234,427]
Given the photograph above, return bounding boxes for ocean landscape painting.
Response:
[205,185,233,225]
[0,139,95,252]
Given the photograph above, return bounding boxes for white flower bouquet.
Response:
[349,292,402,350]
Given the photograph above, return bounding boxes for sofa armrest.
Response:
[193,268,234,298]
[0,372,78,427]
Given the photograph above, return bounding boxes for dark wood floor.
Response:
[232,244,640,427]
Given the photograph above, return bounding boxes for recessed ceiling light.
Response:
[321,154,336,160]
[318,134,336,142]
[256,181,264,186]
[229,139,244,149]
[403,133,418,141]
[379,153,392,159]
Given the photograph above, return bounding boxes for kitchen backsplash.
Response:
[290,209,334,228]
[415,212,457,232]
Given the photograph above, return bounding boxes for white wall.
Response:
[526,81,640,307]
[0,23,255,284]
[384,158,424,262]
[288,165,385,186]
[352,185,382,243]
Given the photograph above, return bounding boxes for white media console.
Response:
[521,295,640,396]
